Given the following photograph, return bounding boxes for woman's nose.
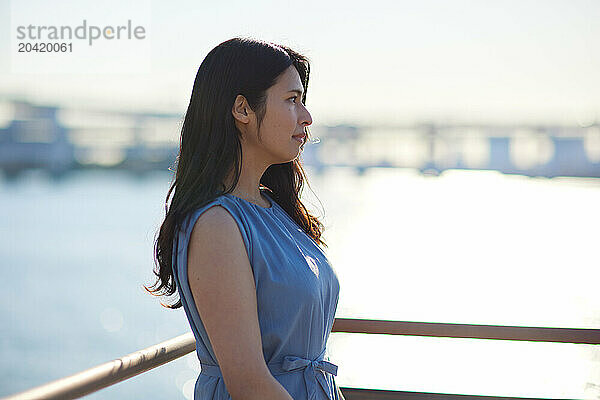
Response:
[300,105,312,127]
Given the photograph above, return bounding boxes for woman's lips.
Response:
[293,133,306,143]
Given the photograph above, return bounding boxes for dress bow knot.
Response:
[200,350,339,400]
[279,354,338,400]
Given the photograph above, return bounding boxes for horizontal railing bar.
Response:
[332,318,600,344]
[2,333,196,400]
[341,387,563,400]
[4,318,598,400]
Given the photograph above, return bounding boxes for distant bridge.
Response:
[0,100,599,178]
[303,123,600,178]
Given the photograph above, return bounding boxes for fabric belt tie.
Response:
[200,349,338,400]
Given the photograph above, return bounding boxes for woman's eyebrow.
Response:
[287,88,304,96]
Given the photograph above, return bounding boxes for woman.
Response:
[146,37,343,400]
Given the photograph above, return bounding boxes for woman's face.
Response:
[246,65,313,164]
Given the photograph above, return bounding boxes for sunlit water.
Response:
[0,167,598,399]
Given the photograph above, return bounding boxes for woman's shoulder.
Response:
[188,203,246,249]
[180,191,282,245]
[181,194,255,258]
[184,194,241,219]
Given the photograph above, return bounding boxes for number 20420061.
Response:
[18,42,73,52]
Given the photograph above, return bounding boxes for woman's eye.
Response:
[290,96,297,103]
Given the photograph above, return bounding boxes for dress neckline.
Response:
[224,189,274,210]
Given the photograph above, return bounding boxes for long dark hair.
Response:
[145,37,326,309]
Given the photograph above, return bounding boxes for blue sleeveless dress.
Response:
[172,189,342,400]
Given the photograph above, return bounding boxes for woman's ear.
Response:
[232,94,252,123]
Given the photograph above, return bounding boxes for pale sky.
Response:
[1,0,599,126]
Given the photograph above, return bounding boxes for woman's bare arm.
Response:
[187,205,293,400]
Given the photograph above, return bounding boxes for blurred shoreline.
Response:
[1,99,599,180]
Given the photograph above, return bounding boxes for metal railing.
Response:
[3,318,599,400]
[2,333,196,400]
[331,318,600,344]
